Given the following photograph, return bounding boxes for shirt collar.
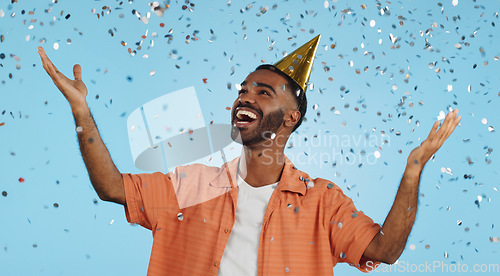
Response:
[278,156,308,196]
[209,155,308,196]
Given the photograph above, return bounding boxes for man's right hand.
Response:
[38,46,126,206]
[38,46,88,111]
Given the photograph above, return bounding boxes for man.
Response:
[38,35,461,275]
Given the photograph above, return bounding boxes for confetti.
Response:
[437,111,446,120]
[440,167,453,175]
[18,178,25,183]
[0,1,498,272]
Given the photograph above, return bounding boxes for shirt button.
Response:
[214,261,219,267]
[224,229,230,234]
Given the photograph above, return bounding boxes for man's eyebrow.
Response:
[240,81,276,95]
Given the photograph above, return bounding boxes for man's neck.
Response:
[238,146,285,188]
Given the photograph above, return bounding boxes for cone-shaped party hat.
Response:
[273,35,321,92]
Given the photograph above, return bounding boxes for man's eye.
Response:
[260,90,270,96]
[238,89,247,94]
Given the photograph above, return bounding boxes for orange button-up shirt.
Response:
[122,156,381,275]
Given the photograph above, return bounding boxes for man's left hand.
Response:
[407,109,461,170]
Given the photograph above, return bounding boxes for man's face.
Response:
[231,69,297,146]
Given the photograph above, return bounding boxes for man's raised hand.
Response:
[38,46,88,111]
[407,109,462,169]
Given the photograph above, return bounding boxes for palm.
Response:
[408,109,461,168]
[63,75,87,98]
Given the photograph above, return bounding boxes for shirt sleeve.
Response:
[328,185,382,272]
[122,171,177,230]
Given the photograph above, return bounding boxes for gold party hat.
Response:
[273,35,321,92]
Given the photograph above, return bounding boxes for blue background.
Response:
[1,0,499,275]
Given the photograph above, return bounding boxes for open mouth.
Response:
[234,108,258,127]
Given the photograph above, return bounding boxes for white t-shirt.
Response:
[217,175,278,276]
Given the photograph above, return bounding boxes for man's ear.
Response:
[284,109,301,128]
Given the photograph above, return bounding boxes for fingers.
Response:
[429,109,456,137]
[440,109,457,130]
[38,47,52,70]
[428,120,440,139]
[437,109,460,144]
[73,64,82,80]
[438,109,457,132]
[38,47,51,73]
[38,47,72,87]
[441,113,461,143]
[38,47,59,79]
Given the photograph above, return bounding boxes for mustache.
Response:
[232,103,263,119]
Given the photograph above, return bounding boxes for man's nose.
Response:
[238,91,256,104]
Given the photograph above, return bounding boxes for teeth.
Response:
[236,110,257,120]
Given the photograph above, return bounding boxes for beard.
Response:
[231,108,285,147]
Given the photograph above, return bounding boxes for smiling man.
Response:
[39,35,461,275]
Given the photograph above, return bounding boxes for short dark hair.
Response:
[255,64,307,132]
